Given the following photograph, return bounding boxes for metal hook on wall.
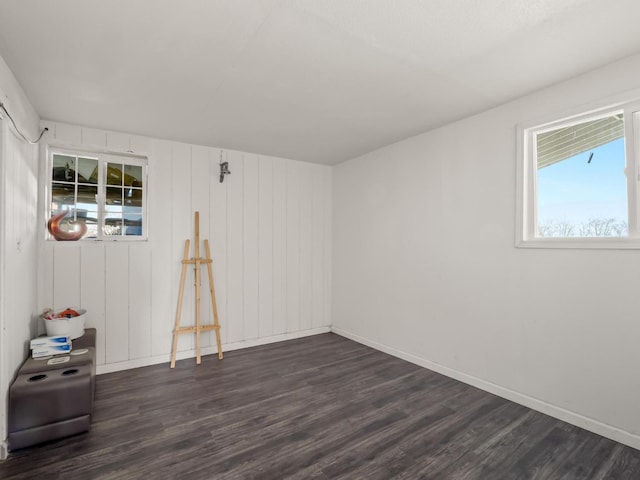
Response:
[219,150,230,183]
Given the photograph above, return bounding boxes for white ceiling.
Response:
[1,0,639,165]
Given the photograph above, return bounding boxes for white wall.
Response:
[0,57,40,141]
[333,53,640,450]
[38,121,332,373]
[0,56,40,459]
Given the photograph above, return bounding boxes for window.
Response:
[518,101,640,248]
[49,149,148,240]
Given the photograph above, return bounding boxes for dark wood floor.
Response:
[2,333,640,479]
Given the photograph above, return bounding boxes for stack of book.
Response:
[30,335,71,358]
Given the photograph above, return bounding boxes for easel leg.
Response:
[194,213,202,365]
[205,240,223,359]
[170,239,190,368]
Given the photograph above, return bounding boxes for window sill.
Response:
[46,237,148,243]
[516,237,640,249]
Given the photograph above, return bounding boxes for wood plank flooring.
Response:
[2,333,640,479]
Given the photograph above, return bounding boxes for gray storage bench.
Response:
[7,328,96,451]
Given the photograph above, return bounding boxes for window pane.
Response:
[52,154,76,182]
[77,208,98,238]
[106,186,123,205]
[77,184,97,205]
[106,163,123,186]
[123,164,143,187]
[77,157,98,184]
[51,182,75,213]
[75,185,98,238]
[124,205,142,214]
[105,205,123,216]
[536,114,628,237]
[124,188,143,207]
[124,214,143,236]
[104,211,123,236]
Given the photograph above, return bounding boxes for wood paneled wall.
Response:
[38,121,332,373]
[0,121,39,447]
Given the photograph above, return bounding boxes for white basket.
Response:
[44,309,86,340]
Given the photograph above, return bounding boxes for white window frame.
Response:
[517,99,640,249]
[47,146,148,241]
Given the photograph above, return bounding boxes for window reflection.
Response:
[49,151,146,239]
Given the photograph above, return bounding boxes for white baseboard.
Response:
[331,326,640,451]
[1,440,7,461]
[96,327,331,375]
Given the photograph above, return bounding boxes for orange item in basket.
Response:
[56,308,80,318]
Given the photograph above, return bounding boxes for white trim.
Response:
[46,142,148,160]
[331,326,640,451]
[516,96,640,249]
[516,237,640,249]
[628,108,640,235]
[96,327,331,375]
[0,118,7,459]
[515,123,529,246]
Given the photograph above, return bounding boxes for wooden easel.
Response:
[170,212,223,368]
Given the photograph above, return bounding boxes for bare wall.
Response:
[332,53,640,449]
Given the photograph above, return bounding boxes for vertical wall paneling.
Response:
[4,132,15,259]
[54,123,81,144]
[299,169,313,332]
[210,148,229,345]
[2,58,43,454]
[3,130,37,355]
[105,245,129,363]
[226,151,244,343]
[272,157,287,335]
[37,121,332,372]
[171,143,193,352]
[149,140,174,357]
[53,246,81,310]
[0,122,39,452]
[286,161,301,333]
[106,132,130,152]
[243,153,259,340]
[0,120,5,448]
[191,145,212,347]
[37,121,54,279]
[81,127,106,147]
[258,156,274,338]
[130,136,150,155]
[80,245,106,365]
[128,244,152,360]
[323,170,332,327]
[37,123,53,320]
[38,242,55,323]
[311,169,324,329]
[15,141,24,249]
